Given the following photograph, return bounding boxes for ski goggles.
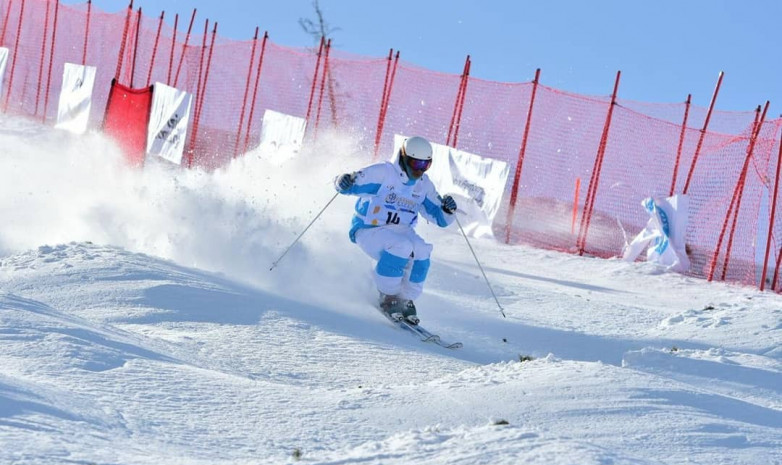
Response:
[405,157,432,171]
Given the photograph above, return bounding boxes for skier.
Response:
[334,136,458,325]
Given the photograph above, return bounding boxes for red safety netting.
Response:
[3,0,782,290]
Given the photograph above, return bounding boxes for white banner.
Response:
[147,82,192,165]
[393,135,510,239]
[0,48,7,101]
[622,194,690,272]
[257,109,307,164]
[55,63,96,134]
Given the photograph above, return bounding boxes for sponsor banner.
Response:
[55,63,96,134]
[622,194,690,272]
[0,48,7,100]
[393,135,510,239]
[257,109,307,164]
[147,82,192,164]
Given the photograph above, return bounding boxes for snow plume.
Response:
[0,116,373,307]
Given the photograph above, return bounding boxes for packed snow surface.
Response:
[0,115,780,464]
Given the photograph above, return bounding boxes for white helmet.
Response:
[401,136,433,161]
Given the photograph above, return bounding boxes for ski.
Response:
[377,307,463,349]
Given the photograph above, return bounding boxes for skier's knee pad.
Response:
[376,251,409,278]
[410,259,430,283]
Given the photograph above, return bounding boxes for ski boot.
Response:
[402,300,420,325]
[379,293,404,321]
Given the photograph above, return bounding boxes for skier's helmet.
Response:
[401,136,433,161]
[400,136,433,172]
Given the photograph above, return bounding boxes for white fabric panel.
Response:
[622,194,690,272]
[258,109,307,164]
[147,82,192,165]
[393,135,510,239]
[55,63,96,134]
[0,48,8,100]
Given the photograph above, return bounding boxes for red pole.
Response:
[115,1,133,81]
[373,48,393,158]
[34,0,51,117]
[305,36,325,123]
[505,68,541,244]
[242,31,268,154]
[130,7,142,87]
[761,125,782,291]
[669,94,691,196]
[577,70,621,255]
[0,0,14,46]
[146,10,164,86]
[707,104,767,282]
[42,0,59,123]
[81,0,91,65]
[720,103,768,281]
[451,56,471,149]
[166,13,177,85]
[683,71,724,194]
[234,27,259,158]
[3,0,26,112]
[313,38,331,137]
[173,8,196,88]
[447,56,470,147]
[187,18,209,167]
[375,51,400,158]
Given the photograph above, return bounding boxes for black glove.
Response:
[441,195,457,214]
[336,172,356,192]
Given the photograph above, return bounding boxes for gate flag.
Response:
[393,135,510,239]
[147,82,193,165]
[258,109,307,164]
[55,63,97,134]
[622,194,690,272]
[0,48,7,100]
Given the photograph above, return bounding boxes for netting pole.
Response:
[81,0,91,65]
[34,0,51,118]
[373,48,394,159]
[577,70,621,255]
[669,94,691,196]
[505,68,541,244]
[313,38,331,139]
[129,7,142,87]
[146,10,164,86]
[373,50,399,160]
[447,55,470,147]
[114,1,133,81]
[720,102,768,282]
[2,0,25,112]
[173,8,196,88]
[187,19,215,168]
[42,0,58,124]
[0,0,14,46]
[683,71,723,194]
[707,103,767,282]
[762,125,782,291]
[304,36,325,123]
[166,13,177,85]
[233,27,259,158]
[451,56,471,148]
[242,31,268,154]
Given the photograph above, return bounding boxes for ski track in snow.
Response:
[0,115,780,464]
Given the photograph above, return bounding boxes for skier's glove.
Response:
[336,172,356,192]
[441,195,457,214]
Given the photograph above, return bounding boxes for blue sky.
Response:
[82,1,781,116]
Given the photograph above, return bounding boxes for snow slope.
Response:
[0,115,780,464]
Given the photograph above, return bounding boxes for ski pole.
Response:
[453,214,506,318]
[270,191,340,271]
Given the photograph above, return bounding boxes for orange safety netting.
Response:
[2,0,782,290]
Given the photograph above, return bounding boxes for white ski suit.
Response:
[336,159,455,301]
